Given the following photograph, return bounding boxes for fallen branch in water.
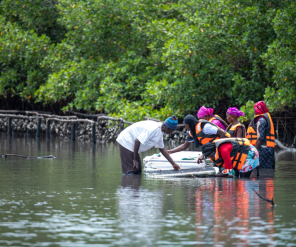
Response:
[2,154,56,160]
[252,188,274,206]
[203,225,213,240]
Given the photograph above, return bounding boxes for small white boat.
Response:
[143,151,218,178]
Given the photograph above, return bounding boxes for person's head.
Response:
[201,142,216,161]
[197,106,214,120]
[254,101,269,115]
[183,115,198,132]
[162,115,178,134]
[226,107,245,123]
[226,113,235,124]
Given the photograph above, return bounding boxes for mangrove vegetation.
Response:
[0,0,295,121]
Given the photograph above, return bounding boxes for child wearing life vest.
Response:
[246,101,275,169]
[197,106,228,130]
[226,107,246,138]
[201,138,260,177]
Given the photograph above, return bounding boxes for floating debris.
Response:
[2,154,56,160]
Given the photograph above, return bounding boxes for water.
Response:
[0,133,296,246]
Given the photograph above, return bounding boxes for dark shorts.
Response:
[118,144,142,174]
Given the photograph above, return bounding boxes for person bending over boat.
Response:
[201,138,259,177]
[226,107,246,138]
[167,115,230,163]
[116,115,180,175]
[198,106,228,130]
[246,101,275,169]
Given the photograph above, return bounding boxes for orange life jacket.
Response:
[209,114,229,129]
[191,120,230,146]
[210,138,251,170]
[226,122,246,138]
[246,112,275,148]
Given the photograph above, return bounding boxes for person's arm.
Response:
[159,148,180,170]
[203,124,226,138]
[255,118,266,150]
[255,139,263,150]
[236,127,243,138]
[217,129,226,138]
[133,139,141,171]
[167,141,191,154]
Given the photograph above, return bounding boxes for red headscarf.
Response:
[254,101,269,115]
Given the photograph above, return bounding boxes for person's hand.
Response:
[172,164,180,170]
[197,157,203,164]
[167,150,172,154]
[133,160,140,171]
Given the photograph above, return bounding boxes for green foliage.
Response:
[0,16,50,98]
[0,0,296,121]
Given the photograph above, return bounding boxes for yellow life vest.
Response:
[226,122,246,138]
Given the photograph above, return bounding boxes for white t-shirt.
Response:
[186,123,218,143]
[203,123,218,135]
[116,121,164,152]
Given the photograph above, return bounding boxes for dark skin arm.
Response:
[159,148,180,170]
[217,129,227,138]
[198,129,227,164]
[133,139,141,171]
[167,141,191,154]
[255,139,263,151]
[133,138,180,171]
[236,127,243,138]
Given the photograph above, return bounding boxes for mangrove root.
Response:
[252,188,274,206]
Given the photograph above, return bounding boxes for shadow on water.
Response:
[0,132,296,246]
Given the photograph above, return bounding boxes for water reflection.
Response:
[116,175,163,246]
[193,178,276,246]
[0,133,296,246]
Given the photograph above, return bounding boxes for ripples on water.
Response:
[0,133,296,246]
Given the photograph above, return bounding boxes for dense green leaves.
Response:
[0,0,295,121]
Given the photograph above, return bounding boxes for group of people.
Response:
[116,101,275,178]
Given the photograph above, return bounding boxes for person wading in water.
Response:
[116,116,180,175]
[201,138,260,177]
[226,107,246,138]
[167,115,230,164]
[246,101,275,169]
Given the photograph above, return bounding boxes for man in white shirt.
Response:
[116,116,180,174]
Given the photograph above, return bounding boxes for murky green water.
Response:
[0,133,296,246]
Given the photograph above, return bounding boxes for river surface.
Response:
[0,133,296,246]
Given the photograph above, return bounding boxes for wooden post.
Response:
[92,123,96,143]
[7,117,12,136]
[36,118,41,138]
[276,118,279,140]
[285,114,287,144]
[120,119,124,131]
[46,119,51,139]
[26,119,31,135]
[71,122,76,142]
